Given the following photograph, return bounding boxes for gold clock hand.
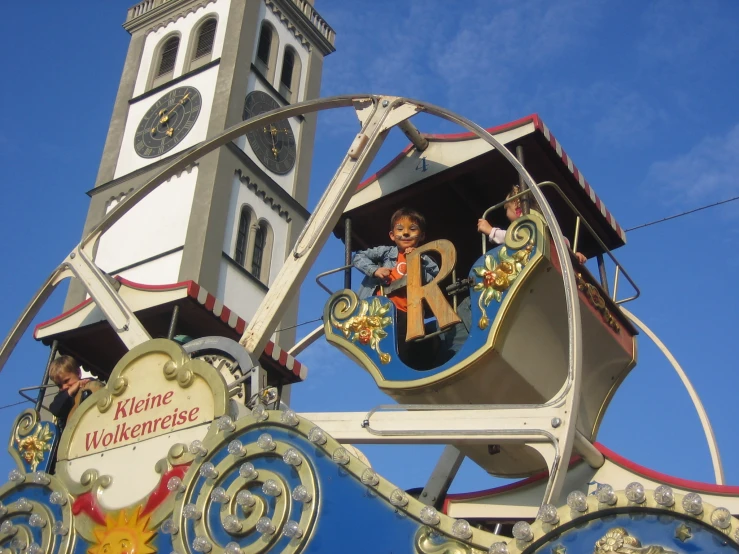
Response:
[160,92,190,126]
[268,124,279,158]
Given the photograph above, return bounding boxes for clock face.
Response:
[242,91,296,175]
[134,86,202,158]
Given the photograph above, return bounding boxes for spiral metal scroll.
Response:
[327,290,394,364]
[503,216,539,253]
[169,419,319,554]
[9,410,57,475]
[0,473,75,554]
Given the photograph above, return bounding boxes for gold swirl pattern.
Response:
[0,474,75,554]
[163,358,195,388]
[504,216,538,252]
[169,422,319,554]
[11,410,53,473]
[165,411,503,554]
[329,290,393,364]
[97,378,126,413]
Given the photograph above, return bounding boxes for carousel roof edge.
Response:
[354,113,627,244]
[32,277,308,381]
[444,442,739,516]
[355,114,540,193]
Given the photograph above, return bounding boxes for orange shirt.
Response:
[376,252,408,312]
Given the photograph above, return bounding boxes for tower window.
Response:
[234,207,251,266]
[156,36,180,78]
[193,19,217,60]
[280,50,295,89]
[256,25,272,66]
[251,222,266,279]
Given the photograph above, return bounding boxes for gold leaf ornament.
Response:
[472,244,533,329]
[333,297,394,364]
[15,423,53,472]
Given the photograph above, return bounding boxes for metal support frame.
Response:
[621,307,724,485]
[516,145,529,216]
[288,324,324,357]
[167,304,180,340]
[34,340,58,412]
[597,253,610,294]
[0,93,594,508]
[343,217,352,290]
[419,445,465,508]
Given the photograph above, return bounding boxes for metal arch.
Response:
[620,307,725,485]
[0,95,372,374]
[0,93,584,504]
[363,98,584,503]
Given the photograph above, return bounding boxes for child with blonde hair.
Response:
[477,185,586,264]
[49,355,102,426]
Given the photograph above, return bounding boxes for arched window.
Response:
[234,207,251,266]
[151,34,180,88]
[280,49,294,88]
[189,18,217,70]
[251,220,274,283]
[251,222,266,278]
[255,22,279,82]
[256,25,272,66]
[233,208,272,283]
[278,47,301,102]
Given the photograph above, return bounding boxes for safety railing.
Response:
[481,181,640,305]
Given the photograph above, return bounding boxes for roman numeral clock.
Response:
[134,86,202,158]
[242,90,296,175]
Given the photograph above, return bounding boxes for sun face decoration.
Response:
[89,507,156,554]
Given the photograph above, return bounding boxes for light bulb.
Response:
[292,485,312,503]
[280,410,300,427]
[419,506,440,525]
[566,490,588,512]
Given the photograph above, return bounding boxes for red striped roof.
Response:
[33,278,307,381]
[357,114,626,243]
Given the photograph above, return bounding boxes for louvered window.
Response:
[251,223,266,279]
[235,209,250,266]
[280,49,295,89]
[157,36,180,77]
[257,25,272,66]
[194,19,217,60]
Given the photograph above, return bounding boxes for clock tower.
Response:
[68,0,335,348]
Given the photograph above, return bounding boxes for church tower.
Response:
[68,0,335,347]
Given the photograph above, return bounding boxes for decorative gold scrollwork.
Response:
[594,527,677,553]
[12,410,53,472]
[329,290,394,364]
[171,424,319,554]
[472,243,533,329]
[576,274,621,332]
[0,474,76,554]
[162,359,195,388]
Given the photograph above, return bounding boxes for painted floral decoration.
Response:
[337,297,393,364]
[594,527,676,553]
[16,423,53,472]
[472,244,533,329]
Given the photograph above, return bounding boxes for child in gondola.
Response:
[353,208,439,365]
[49,355,103,428]
[477,185,587,264]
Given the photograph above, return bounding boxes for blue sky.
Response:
[1,0,739,498]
